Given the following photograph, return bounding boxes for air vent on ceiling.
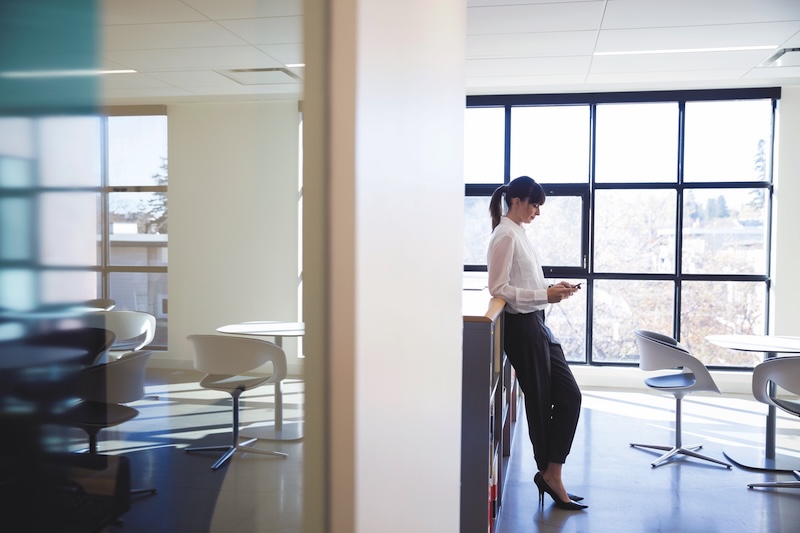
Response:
[760,48,800,68]
[218,67,303,85]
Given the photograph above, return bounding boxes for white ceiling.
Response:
[100,0,800,105]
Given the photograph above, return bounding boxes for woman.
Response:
[487,176,586,511]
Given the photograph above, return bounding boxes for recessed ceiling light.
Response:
[0,68,137,78]
[760,47,800,67]
[594,45,778,56]
[285,63,305,68]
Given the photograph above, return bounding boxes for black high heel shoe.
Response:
[534,473,583,501]
[533,473,588,511]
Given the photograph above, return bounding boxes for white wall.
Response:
[164,101,302,375]
[772,85,800,336]
[303,0,467,531]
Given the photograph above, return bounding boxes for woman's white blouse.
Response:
[487,216,549,314]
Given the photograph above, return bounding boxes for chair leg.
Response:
[630,396,731,468]
[748,470,800,489]
[186,390,288,470]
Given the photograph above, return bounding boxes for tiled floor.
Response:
[496,388,800,533]
[93,368,306,533]
[69,371,799,533]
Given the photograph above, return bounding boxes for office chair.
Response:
[84,298,116,311]
[184,334,289,470]
[62,350,157,498]
[630,329,731,468]
[748,356,800,489]
[27,327,116,367]
[84,310,156,356]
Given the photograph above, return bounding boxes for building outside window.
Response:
[464,88,776,369]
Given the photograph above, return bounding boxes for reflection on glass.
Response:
[41,271,100,305]
[680,281,766,366]
[464,108,505,184]
[525,195,582,267]
[682,188,767,275]
[545,282,586,362]
[110,271,168,347]
[0,157,32,187]
[595,102,678,183]
[510,105,589,183]
[0,198,33,260]
[592,279,674,363]
[464,196,492,264]
[594,189,676,273]
[40,192,99,266]
[39,116,102,187]
[108,115,169,186]
[684,99,773,182]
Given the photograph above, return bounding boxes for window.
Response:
[464,88,777,369]
[0,109,168,347]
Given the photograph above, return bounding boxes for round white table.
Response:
[216,321,305,441]
[706,334,800,472]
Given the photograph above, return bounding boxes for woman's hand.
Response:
[547,283,579,303]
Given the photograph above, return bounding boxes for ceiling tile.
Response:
[105,46,281,71]
[184,0,302,19]
[603,0,800,29]
[101,0,208,25]
[746,65,800,78]
[218,17,302,45]
[257,43,304,65]
[104,22,248,51]
[467,31,597,58]
[590,49,774,74]
[467,56,591,77]
[145,70,243,88]
[467,1,605,35]
[596,22,800,53]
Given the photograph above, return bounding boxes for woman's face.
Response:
[511,197,541,224]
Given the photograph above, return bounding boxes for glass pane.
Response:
[39,116,102,187]
[0,198,33,260]
[464,196,492,265]
[680,281,766,367]
[39,192,99,266]
[40,270,100,305]
[524,195,582,267]
[108,115,169,186]
[592,279,674,363]
[596,102,678,183]
[109,191,168,266]
[464,107,505,184]
[684,99,773,182]
[545,280,586,362]
[594,189,676,273]
[682,188,768,275]
[510,105,589,183]
[110,271,168,347]
[0,117,34,161]
[0,269,36,310]
[0,157,32,187]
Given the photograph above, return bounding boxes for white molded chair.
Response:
[64,350,157,497]
[184,334,289,470]
[748,356,800,489]
[85,311,156,355]
[630,329,731,468]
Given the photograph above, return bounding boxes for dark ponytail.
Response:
[489,185,508,230]
[489,176,546,231]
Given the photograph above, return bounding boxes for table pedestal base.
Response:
[723,448,800,473]
[241,421,304,442]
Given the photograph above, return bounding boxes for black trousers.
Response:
[504,310,581,472]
